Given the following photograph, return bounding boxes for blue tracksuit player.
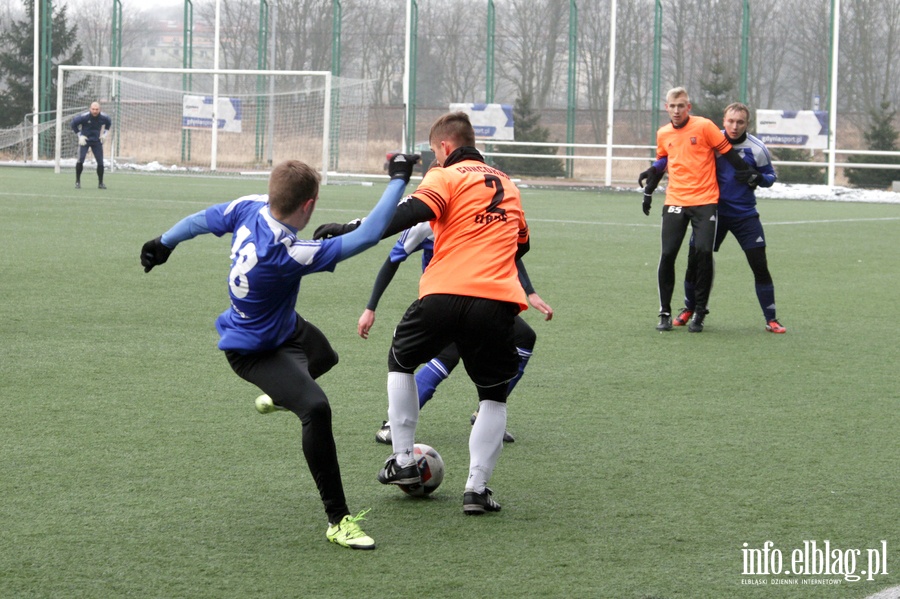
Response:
[676,102,786,333]
[70,102,113,189]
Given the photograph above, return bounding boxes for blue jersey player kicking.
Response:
[71,102,112,189]
[675,102,786,333]
[140,155,420,550]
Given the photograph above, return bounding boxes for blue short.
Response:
[714,214,766,251]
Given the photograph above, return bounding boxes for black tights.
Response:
[226,318,348,524]
[75,161,104,183]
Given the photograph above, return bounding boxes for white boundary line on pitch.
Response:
[530,216,900,227]
[765,217,900,225]
[2,192,899,227]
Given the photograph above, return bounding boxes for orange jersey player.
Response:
[655,115,732,207]
[382,112,528,515]
[314,111,529,515]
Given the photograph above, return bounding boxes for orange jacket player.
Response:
[655,115,732,207]
[315,112,529,515]
[410,150,529,310]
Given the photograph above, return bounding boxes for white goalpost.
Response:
[55,66,372,183]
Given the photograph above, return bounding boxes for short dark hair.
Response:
[724,102,751,122]
[429,111,476,148]
[267,160,319,216]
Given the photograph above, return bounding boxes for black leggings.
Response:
[76,142,104,183]
[685,245,772,287]
[225,317,347,524]
[658,204,717,314]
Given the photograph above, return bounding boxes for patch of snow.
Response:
[757,182,900,204]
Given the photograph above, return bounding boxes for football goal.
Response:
[54,66,371,183]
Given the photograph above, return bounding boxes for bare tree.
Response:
[495,0,567,109]
[744,0,790,110]
[33,0,896,156]
[579,0,612,143]
[0,0,23,28]
[662,0,737,96]
[612,0,653,112]
[662,0,699,89]
[196,0,263,92]
[417,0,487,104]
[342,0,405,105]
[274,0,332,73]
[68,0,153,67]
[843,0,900,118]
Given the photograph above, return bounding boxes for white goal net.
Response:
[54,66,371,182]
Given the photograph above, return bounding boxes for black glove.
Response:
[313,218,362,240]
[638,166,662,189]
[735,168,762,187]
[387,153,421,183]
[141,236,173,272]
[642,193,653,216]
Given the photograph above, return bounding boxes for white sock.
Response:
[466,400,506,493]
[387,372,419,467]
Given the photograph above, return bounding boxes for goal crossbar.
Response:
[55,66,333,182]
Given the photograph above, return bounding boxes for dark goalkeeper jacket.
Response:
[71,111,112,143]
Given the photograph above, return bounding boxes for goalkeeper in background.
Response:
[70,102,112,189]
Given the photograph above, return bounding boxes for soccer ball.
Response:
[398,443,445,497]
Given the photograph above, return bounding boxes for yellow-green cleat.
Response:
[254,394,287,414]
[326,510,376,550]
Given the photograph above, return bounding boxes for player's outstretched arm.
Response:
[337,154,419,260]
[140,210,210,272]
[336,179,406,260]
[314,219,361,240]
